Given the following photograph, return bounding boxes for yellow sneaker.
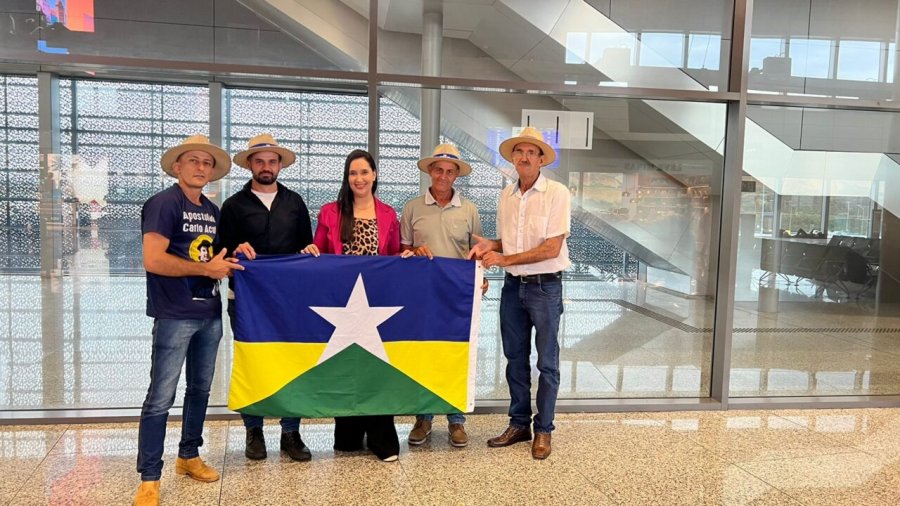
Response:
[174,456,220,483]
[133,480,160,506]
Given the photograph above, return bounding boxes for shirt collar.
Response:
[509,172,548,197]
[425,188,462,207]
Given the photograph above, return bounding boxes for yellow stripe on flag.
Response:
[384,341,469,411]
[228,341,326,410]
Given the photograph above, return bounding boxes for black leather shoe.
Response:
[487,425,532,447]
[245,427,267,460]
[281,431,312,462]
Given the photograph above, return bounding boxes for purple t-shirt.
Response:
[141,184,221,319]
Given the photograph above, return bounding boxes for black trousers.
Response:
[333,415,399,460]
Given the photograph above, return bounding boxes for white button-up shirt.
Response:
[497,173,571,276]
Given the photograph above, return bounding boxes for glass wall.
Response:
[0,0,366,71]
[750,0,900,99]
[2,0,900,415]
[222,88,369,214]
[380,86,725,398]
[0,75,39,409]
[377,0,732,91]
[732,105,900,396]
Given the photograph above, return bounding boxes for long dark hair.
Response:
[338,149,378,244]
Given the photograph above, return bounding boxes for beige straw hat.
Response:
[498,126,557,167]
[160,134,231,182]
[233,134,297,170]
[417,143,472,176]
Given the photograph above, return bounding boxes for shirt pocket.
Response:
[527,215,549,241]
[446,217,470,245]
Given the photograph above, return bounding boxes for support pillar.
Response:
[419,0,443,194]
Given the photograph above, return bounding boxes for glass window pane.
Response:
[752,2,899,98]
[382,85,724,399]
[750,38,785,71]
[790,38,833,79]
[223,88,369,219]
[566,32,588,64]
[688,33,721,70]
[376,0,731,91]
[1,0,363,71]
[590,32,637,66]
[639,33,684,68]
[837,40,880,81]
[734,105,900,397]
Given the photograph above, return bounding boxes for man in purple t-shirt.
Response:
[134,135,242,506]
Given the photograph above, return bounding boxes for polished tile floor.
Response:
[4,408,900,505]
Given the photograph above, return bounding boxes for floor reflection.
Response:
[5,409,900,504]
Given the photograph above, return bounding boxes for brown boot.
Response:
[133,480,160,506]
[532,432,551,459]
[407,418,432,445]
[448,423,469,447]
[487,425,532,447]
[174,456,220,483]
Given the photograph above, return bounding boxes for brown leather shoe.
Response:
[448,423,468,447]
[133,480,159,506]
[408,418,432,445]
[487,425,532,447]
[174,456,220,483]
[532,432,551,459]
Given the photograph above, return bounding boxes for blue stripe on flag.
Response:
[233,254,476,344]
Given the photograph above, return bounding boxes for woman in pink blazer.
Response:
[301,149,401,462]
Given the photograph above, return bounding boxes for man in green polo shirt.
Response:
[400,143,485,448]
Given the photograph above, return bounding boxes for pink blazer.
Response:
[312,199,401,255]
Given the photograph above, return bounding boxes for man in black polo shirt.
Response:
[218,134,313,462]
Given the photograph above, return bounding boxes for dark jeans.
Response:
[499,274,563,434]
[228,299,301,434]
[416,413,466,424]
[137,318,222,481]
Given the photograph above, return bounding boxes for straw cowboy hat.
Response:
[417,143,472,176]
[160,134,231,182]
[499,126,557,167]
[233,134,297,170]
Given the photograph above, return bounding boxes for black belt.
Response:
[506,271,562,284]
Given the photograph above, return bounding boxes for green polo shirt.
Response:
[400,189,483,260]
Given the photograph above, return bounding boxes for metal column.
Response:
[710,0,753,406]
[419,0,443,194]
[38,71,64,406]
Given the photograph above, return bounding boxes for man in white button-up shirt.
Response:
[468,126,571,460]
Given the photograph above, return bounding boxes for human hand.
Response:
[234,241,256,260]
[205,248,244,279]
[467,234,492,260]
[413,244,434,259]
[481,251,508,268]
[301,244,320,257]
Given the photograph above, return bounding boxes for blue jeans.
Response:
[241,414,300,433]
[228,300,301,434]
[499,275,563,434]
[137,318,223,481]
[416,413,466,424]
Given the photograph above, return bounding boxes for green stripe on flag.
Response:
[239,344,462,418]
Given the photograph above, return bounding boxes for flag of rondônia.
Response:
[227,254,483,418]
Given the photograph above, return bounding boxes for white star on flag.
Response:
[310,274,403,365]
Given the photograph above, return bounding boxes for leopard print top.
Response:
[342,218,378,256]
